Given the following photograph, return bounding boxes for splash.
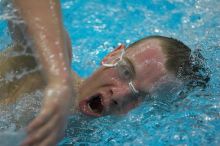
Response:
[0,0,220,145]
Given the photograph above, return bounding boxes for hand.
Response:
[21,81,74,146]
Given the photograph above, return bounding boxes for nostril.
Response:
[112,99,118,106]
[109,89,114,95]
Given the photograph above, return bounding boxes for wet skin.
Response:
[0,39,167,118]
[78,39,168,117]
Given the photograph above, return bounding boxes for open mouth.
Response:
[79,94,104,117]
[88,95,104,114]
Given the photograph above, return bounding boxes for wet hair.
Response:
[128,35,210,90]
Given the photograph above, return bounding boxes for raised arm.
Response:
[12,0,75,145]
[13,0,71,81]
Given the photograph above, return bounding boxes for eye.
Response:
[118,65,133,80]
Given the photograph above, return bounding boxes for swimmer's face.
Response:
[79,39,167,117]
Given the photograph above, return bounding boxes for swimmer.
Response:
[1,1,209,146]
[1,35,209,116]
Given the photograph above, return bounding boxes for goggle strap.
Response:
[128,81,139,96]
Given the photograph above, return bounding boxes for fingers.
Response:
[23,116,56,145]
[27,105,56,133]
[21,85,72,146]
[22,113,64,146]
[38,133,57,146]
[38,123,65,146]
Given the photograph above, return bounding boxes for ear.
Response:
[101,44,125,64]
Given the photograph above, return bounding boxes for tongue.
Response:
[88,95,103,114]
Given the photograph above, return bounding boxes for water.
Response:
[0,130,26,146]
[1,0,220,145]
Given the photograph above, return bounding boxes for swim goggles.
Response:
[101,44,140,97]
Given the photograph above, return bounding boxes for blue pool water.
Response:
[1,0,220,145]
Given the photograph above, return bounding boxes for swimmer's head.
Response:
[78,35,209,117]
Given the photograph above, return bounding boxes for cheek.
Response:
[118,98,140,114]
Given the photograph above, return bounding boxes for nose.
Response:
[104,84,139,115]
[101,70,135,113]
[107,79,131,107]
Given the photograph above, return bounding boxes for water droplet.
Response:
[126,39,130,44]
[154,28,160,33]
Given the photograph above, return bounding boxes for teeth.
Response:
[88,103,93,111]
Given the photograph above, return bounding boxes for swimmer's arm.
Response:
[13,0,71,82]
[64,29,82,85]
[13,0,75,146]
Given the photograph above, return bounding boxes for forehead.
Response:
[125,39,167,92]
